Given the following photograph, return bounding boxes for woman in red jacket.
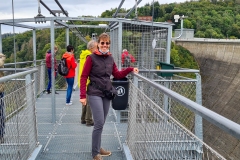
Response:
[62,45,77,105]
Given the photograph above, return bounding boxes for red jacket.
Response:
[121,51,136,64]
[45,52,57,70]
[62,52,77,78]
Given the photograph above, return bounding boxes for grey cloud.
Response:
[1,0,161,18]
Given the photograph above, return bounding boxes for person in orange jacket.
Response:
[62,45,77,105]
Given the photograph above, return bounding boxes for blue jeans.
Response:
[47,68,57,91]
[0,92,4,137]
[66,77,74,103]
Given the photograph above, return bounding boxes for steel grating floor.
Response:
[35,90,127,160]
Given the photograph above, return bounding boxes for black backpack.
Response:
[58,58,69,76]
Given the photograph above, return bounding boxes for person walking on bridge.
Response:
[80,33,139,160]
[79,40,97,126]
[121,49,136,68]
[62,45,77,106]
[45,46,59,94]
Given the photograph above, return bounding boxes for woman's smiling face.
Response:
[98,38,110,53]
[97,33,111,53]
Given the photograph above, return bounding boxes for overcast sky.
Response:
[0,0,185,34]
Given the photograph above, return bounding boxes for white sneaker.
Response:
[66,102,73,106]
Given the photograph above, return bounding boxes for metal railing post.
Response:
[33,29,38,98]
[66,28,69,46]
[25,74,38,151]
[118,22,122,70]
[195,73,203,159]
[127,75,138,156]
[40,61,46,95]
[195,73,203,140]
[50,20,56,123]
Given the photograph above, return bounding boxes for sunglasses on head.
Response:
[100,42,110,45]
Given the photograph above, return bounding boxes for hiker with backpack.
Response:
[79,40,97,127]
[45,46,59,94]
[121,49,136,68]
[62,45,77,106]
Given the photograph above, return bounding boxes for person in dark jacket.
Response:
[80,33,139,160]
[45,46,58,94]
[62,45,77,105]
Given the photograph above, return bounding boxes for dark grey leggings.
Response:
[88,95,110,158]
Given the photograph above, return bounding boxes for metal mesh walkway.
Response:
[35,90,127,160]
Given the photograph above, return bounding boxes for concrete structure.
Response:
[176,38,240,159]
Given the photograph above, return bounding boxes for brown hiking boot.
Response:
[0,137,4,144]
[81,120,86,124]
[93,154,103,160]
[100,148,111,156]
[86,122,94,126]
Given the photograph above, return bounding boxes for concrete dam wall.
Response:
[176,39,240,160]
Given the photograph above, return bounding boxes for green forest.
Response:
[102,0,240,39]
[1,0,239,71]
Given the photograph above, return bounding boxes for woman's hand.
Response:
[80,98,87,106]
[133,68,139,74]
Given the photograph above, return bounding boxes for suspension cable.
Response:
[12,0,21,153]
[150,0,155,71]
[12,0,16,72]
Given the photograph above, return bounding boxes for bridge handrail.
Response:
[133,72,240,140]
[4,60,44,66]
[139,69,199,73]
[0,68,38,83]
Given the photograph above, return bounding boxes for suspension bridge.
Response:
[0,0,240,160]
